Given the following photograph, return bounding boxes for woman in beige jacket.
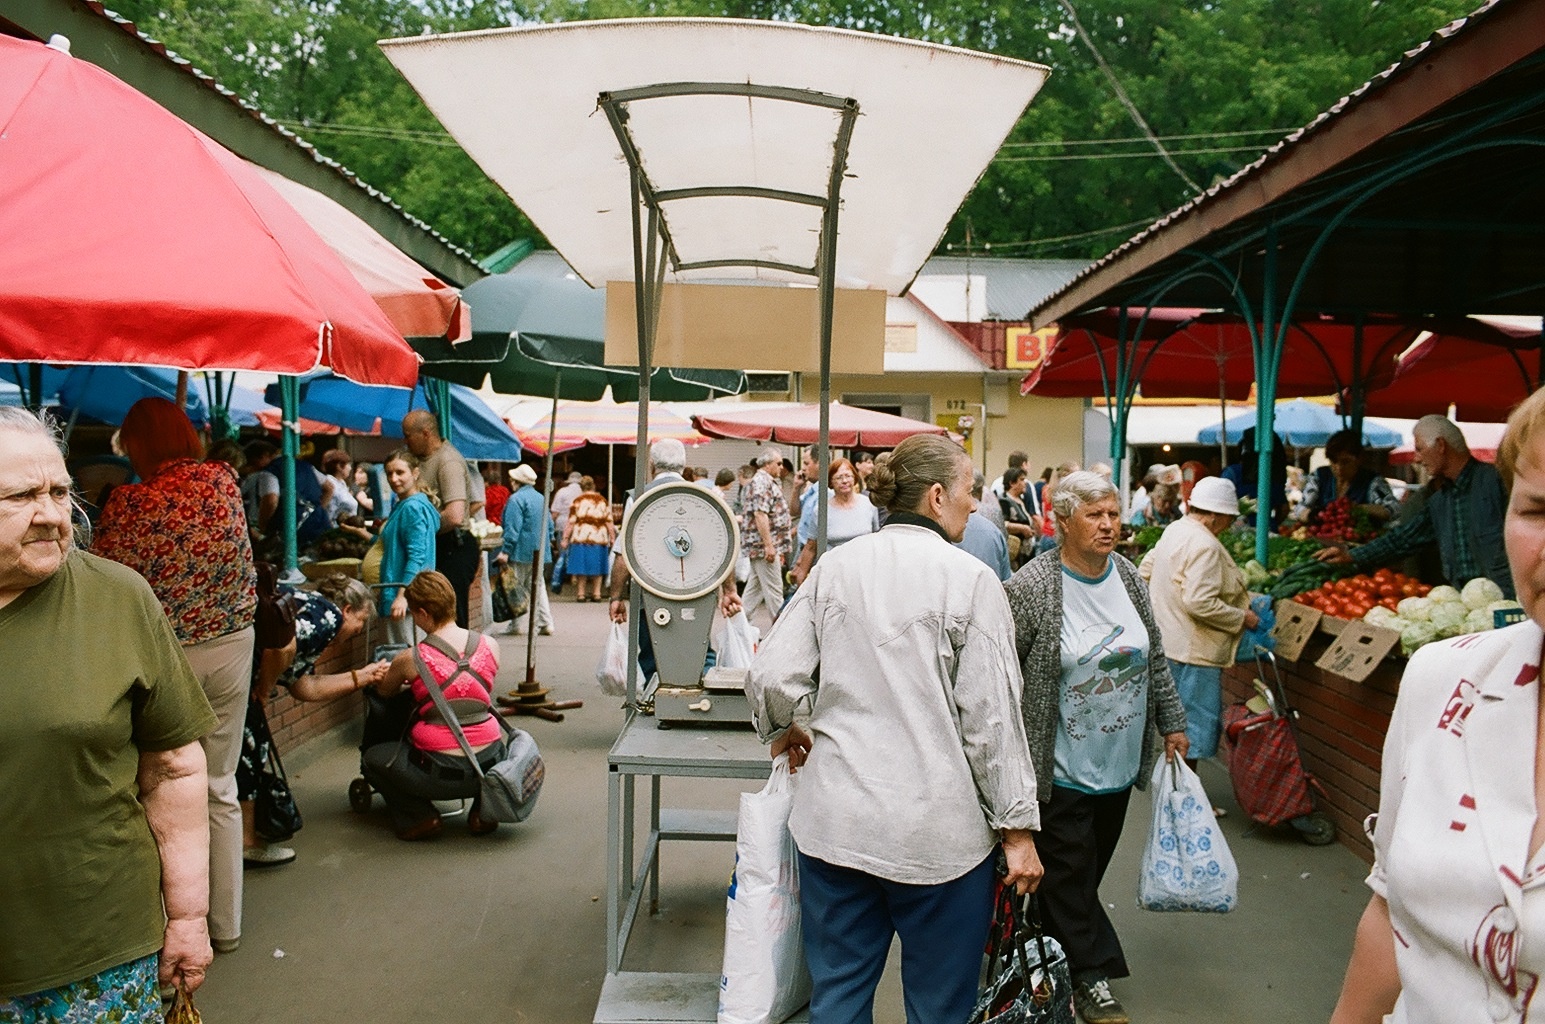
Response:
[1141,477,1260,795]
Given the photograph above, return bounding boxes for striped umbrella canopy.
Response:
[516,399,705,456]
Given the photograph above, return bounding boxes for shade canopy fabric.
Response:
[380,19,1047,295]
[1361,317,1544,422]
[430,272,745,401]
[691,402,947,448]
[249,163,471,344]
[516,400,705,456]
[1197,399,1403,448]
[263,373,521,461]
[0,363,208,425]
[1022,308,1416,401]
[0,35,418,385]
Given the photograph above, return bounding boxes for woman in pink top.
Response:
[364,571,503,840]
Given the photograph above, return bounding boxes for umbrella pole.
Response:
[175,371,188,413]
[26,363,42,414]
[278,375,301,581]
[1219,378,1229,470]
[503,369,582,722]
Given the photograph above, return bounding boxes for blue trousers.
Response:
[797,849,996,1024]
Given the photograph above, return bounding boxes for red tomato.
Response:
[1401,582,1421,597]
[1378,583,1399,598]
[1417,584,1432,597]
[1380,596,1401,611]
[1374,569,1394,583]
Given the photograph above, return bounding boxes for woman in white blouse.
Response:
[748,434,1042,1024]
[1332,386,1545,1024]
[789,457,880,584]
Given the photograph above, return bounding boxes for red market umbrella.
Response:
[691,402,948,448]
[1022,308,1416,401]
[250,162,470,345]
[0,34,418,385]
[1361,318,1544,422]
[516,400,704,456]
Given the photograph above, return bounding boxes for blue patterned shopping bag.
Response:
[1138,757,1238,913]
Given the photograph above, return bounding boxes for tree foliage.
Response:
[113,0,1478,262]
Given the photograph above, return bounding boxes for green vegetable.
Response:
[1263,558,1357,600]
[1462,577,1506,610]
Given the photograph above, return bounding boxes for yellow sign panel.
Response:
[1005,326,1057,370]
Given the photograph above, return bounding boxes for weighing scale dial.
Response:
[621,481,740,601]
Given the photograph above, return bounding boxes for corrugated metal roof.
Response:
[1029,0,1524,325]
[920,256,1088,321]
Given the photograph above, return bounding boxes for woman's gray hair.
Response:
[0,406,65,456]
[1051,470,1119,543]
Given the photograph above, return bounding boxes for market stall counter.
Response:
[1222,632,1398,863]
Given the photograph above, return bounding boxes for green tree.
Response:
[112,0,1479,262]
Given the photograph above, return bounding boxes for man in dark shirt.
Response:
[1316,415,1512,597]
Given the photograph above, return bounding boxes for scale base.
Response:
[652,687,752,728]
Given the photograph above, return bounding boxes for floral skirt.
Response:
[0,953,161,1024]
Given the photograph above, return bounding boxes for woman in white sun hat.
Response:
[1141,475,1259,810]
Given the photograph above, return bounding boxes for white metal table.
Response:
[596,714,809,1024]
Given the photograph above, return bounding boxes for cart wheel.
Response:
[348,778,373,814]
[1292,812,1338,846]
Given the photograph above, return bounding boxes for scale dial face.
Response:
[622,481,739,600]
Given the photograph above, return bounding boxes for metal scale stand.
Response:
[620,480,750,727]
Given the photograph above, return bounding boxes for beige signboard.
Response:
[605,282,887,375]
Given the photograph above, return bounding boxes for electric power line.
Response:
[1054,0,1202,195]
[994,144,1272,163]
[1000,127,1295,149]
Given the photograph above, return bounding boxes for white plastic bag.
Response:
[716,612,760,671]
[1137,757,1237,913]
[718,754,811,1024]
[595,622,628,698]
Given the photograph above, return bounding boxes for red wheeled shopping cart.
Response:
[1221,648,1338,846]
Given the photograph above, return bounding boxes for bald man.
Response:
[402,410,484,626]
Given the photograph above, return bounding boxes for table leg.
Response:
[649,774,662,914]
[606,764,620,973]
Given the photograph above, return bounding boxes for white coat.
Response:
[1372,619,1545,1023]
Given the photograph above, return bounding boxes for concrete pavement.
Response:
[195,594,1371,1023]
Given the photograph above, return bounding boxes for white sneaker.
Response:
[538,625,555,636]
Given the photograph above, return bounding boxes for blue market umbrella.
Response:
[1197,399,1403,448]
[2,363,207,425]
[262,372,522,461]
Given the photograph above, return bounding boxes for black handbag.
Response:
[247,699,304,842]
[490,570,514,623]
[968,890,1076,1024]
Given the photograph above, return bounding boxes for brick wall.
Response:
[1221,635,1400,863]
[268,567,487,753]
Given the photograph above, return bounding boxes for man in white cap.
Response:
[739,446,792,632]
[495,464,554,635]
[1140,475,1260,813]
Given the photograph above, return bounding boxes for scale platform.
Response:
[653,667,753,728]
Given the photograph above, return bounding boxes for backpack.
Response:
[413,633,545,823]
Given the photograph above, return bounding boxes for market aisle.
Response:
[196,594,1372,1023]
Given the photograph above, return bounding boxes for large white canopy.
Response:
[380,18,1048,295]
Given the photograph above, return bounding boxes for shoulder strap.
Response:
[415,631,494,727]
[411,645,485,777]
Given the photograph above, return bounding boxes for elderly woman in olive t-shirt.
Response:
[0,408,217,1017]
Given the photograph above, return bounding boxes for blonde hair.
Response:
[1498,388,1545,491]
